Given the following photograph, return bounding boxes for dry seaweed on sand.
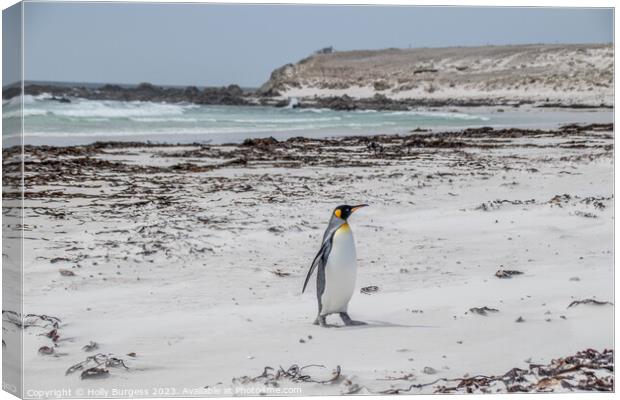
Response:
[572,211,598,218]
[80,368,110,380]
[476,199,536,211]
[6,124,613,190]
[2,311,61,329]
[66,353,129,378]
[232,364,342,387]
[82,341,99,352]
[495,270,524,279]
[229,351,611,394]
[39,328,60,342]
[2,310,23,328]
[59,268,76,277]
[24,314,62,329]
[38,346,56,356]
[271,269,290,277]
[567,299,614,308]
[468,307,499,316]
[376,349,613,394]
[360,285,380,294]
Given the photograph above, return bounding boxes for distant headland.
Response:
[4,43,613,110]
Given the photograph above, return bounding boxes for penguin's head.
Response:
[333,204,368,220]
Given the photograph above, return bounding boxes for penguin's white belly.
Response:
[320,226,357,315]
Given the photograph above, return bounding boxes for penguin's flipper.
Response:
[302,216,344,294]
[302,234,334,293]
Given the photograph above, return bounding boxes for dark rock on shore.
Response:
[50,96,71,103]
[241,137,279,148]
[2,85,21,99]
[3,80,612,111]
[314,95,359,111]
[537,102,613,109]
[294,95,533,111]
[3,83,251,106]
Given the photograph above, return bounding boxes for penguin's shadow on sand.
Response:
[327,320,437,329]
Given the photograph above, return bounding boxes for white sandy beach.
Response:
[1,121,613,395]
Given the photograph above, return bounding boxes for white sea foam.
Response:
[297,108,330,113]
[3,108,49,118]
[8,96,512,146]
[3,93,52,107]
[228,117,343,123]
[4,98,191,123]
[17,122,370,139]
[387,110,490,120]
[48,100,192,118]
[129,117,203,123]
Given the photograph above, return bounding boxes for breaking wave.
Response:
[3,95,497,145]
[387,110,490,121]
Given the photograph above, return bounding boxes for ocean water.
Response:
[2,94,613,147]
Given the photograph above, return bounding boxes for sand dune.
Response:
[261,44,613,107]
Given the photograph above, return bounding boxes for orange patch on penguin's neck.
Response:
[337,223,351,233]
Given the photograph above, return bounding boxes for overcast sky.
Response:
[2,2,614,87]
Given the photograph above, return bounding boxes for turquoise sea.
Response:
[2,94,613,147]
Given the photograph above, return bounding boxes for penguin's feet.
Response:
[340,312,367,326]
[315,315,337,328]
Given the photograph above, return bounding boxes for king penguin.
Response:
[302,204,368,327]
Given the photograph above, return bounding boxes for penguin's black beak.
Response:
[351,204,369,213]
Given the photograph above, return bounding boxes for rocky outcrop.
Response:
[3,82,250,106]
[256,63,298,96]
[301,94,527,111]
